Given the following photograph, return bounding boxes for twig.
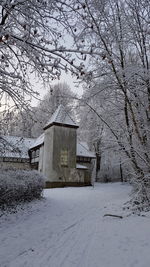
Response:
[103,214,123,219]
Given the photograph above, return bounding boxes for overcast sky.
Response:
[31,71,83,107]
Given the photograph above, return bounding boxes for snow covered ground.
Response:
[0,183,150,267]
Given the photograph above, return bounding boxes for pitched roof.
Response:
[43,105,78,130]
[30,134,95,158]
[29,133,44,150]
[0,136,35,159]
[77,142,96,158]
[0,135,95,161]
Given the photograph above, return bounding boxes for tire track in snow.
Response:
[36,208,102,267]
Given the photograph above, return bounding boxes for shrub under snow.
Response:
[130,174,150,212]
[0,169,45,209]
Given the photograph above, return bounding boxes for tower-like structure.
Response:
[43,105,79,187]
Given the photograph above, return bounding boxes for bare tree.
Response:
[0,0,86,116]
[62,0,150,208]
[0,0,149,208]
[2,82,76,137]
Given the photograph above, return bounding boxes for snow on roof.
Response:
[0,134,95,160]
[0,136,35,159]
[77,142,96,158]
[29,134,95,158]
[76,164,88,169]
[29,133,44,150]
[44,105,78,129]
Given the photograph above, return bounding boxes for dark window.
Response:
[31,149,39,159]
[36,149,39,157]
[77,156,91,163]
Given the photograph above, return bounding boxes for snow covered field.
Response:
[0,183,150,267]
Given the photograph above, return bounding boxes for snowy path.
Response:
[0,183,150,267]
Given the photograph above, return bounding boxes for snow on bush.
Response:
[130,174,150,212]
[0,169,45,209]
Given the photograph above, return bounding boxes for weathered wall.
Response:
[77,162,93,185]
[0,161,31,170]
[53,125,77,182]
[43,126,54,180]
[43,125,79,183]
[38,145,44,172]
[69,168,84,183]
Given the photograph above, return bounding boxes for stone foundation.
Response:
[45,181,92,188]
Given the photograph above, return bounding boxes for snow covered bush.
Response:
[0,169,45,209]
[130,174,150,212]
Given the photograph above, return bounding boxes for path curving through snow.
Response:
[0,183,150,267]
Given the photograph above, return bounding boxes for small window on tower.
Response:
[60,149,68,167]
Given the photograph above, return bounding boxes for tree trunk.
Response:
[95,153,101,182]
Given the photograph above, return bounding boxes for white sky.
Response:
[31,71,83,107]
[30,29,85,106]
[0,71,83,114]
